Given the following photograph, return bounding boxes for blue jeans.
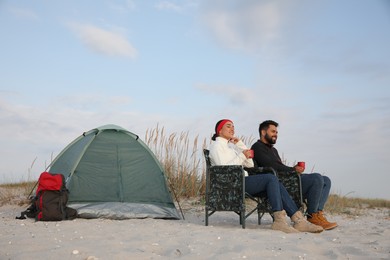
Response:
[245,174,299,217]
[300,173,331,214]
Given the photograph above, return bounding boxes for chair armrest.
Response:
[244,167,277,176]
[210,165,244,175]
[277,171,298,177]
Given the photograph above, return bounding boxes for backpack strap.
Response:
[15,202,38,220]
[15,211,27,220]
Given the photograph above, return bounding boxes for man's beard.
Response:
[265,133,276,145]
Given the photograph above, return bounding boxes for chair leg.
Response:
[241,211,246,229]
[205,208,208,226]
[257,209,263,225]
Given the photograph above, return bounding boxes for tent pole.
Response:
[26,159,55,199]
[167,178,185,220]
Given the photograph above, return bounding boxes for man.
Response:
[251,120,338,230]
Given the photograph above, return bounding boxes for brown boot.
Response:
[291,211,323,233]
[307,211,338,230]
[271,210,300,233]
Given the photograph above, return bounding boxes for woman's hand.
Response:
[243,149,253,159]
[229,137,240,144]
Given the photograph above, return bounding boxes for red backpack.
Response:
[17,172,77,221]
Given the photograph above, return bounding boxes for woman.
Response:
[209,119,323,233]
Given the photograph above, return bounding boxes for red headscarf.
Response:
[216,119,232,135]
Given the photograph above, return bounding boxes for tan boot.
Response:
[307,211,338,230]
[291,211,323,233]
[271,210,300,233]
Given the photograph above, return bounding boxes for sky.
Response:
[1,0,389,200]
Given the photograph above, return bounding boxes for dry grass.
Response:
[145,125,208,198]
[325,193,390,215]
[1,125,389,217]
[0,181,35,206]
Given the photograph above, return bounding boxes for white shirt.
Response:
[209,137,254,176]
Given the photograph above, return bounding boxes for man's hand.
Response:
[294,165,305,174]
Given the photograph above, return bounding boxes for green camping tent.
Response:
[48,124,180,220]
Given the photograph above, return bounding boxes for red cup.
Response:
[297,161,305,168]
[248,149,254,158]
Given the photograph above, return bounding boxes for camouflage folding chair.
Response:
[203,149,273,229]
[250,160,305,213]
[277,171,305,212]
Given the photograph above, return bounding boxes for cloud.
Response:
[154,1,198,13]
[196,84,253,105]
[155,1,183,13]
[200,1,283,51]
[68,22,138,59]
[55,94,132,110]
[109,0,136,13]
[8,7,39,20]
[199,1,390,83]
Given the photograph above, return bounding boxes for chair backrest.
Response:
[203,149,245,211]
[203,149,211,189]
[277,172,304,210]
[203,149,211,170]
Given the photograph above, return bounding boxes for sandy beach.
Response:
[1,200,389,260]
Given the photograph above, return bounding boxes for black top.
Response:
[251,140,294,172]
